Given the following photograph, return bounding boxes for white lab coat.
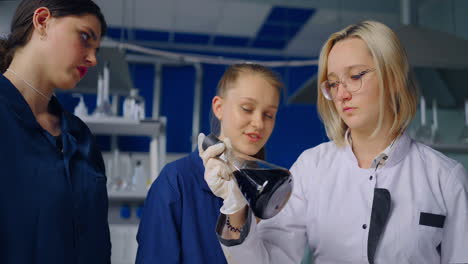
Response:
[220,133,468,264]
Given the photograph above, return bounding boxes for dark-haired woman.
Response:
[0,1,110,263]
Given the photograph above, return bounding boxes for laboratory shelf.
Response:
[108,189,148,201]
[81,116,163,136]
[81,116,167,195]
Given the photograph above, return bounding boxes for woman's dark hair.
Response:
[210,63,283,160]
[0,0,107,73]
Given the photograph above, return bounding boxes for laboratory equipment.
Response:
[93,62,113,117]
[130,160,147,191]
[202,134,293,219]
[107,150,133,191]
[460,99,468,144]
[123,88,145,120]
[430,98,439,143]
[72,93,88,118]
[416,96,433,143]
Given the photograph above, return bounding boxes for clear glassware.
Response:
[130,160,147,192]
[416,96,437,144]
[93,63,113,117]
[123,89,145,120]
[202,134,293,219]
[119,153,133,191]
[430,98,439,144]
[107,150,132,191]
[460,99,468,144]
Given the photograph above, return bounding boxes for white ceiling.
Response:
[93,0,401,56]
[0,0,463,57]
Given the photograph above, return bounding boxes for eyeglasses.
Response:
[321,67,375,100]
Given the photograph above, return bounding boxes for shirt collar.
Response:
[0,74,68,129]
[344,129,411,169]
[383,131,412,168]
[0,74,85,148]
[0,74,39,129]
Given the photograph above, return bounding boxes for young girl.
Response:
[0,1,110,263]
[136,63,283,263]
[202,21,468,263]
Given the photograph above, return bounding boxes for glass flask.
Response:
[202,134,293,219]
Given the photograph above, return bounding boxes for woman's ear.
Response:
[32,7,52,39]
[212,95,223,121]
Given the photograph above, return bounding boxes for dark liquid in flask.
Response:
[233,168,293,219]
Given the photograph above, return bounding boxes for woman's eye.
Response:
[241,106,253,112]
[350,70,369,80]
[328,81,339,89]
[264,113,274,119]
[350,74,363,81]
[81,32,90,42]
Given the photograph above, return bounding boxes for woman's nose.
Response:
[251,112,264,130]
[334,82,351,101]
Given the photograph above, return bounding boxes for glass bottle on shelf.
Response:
[460,99,468,144]
[107,150,133,191]
[123,88,145,120]
[131,160,147,192]
[430,98,439,144]
[416,96,433,143]
[93,63,113,117]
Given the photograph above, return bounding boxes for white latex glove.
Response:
[198,133,247,214]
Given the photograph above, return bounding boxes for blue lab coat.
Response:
[0,75,111,263]
[136,151,227,264]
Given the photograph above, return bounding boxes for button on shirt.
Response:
[221,132,468,264]
[0,75,111,264]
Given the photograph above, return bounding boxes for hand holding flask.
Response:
[200,133,293,219]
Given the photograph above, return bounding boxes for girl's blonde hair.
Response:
[216,63,283,97]
[317,20,418,146]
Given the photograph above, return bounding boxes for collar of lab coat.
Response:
[343,128,412,169]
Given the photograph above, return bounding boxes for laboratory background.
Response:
[1,0,468,263]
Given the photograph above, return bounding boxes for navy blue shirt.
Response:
[136,151,227,264]
[0,75,111,264]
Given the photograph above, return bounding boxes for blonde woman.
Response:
[136,63,282,264]
[200,21,468,263]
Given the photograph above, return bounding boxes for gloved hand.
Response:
[198,133,247,214]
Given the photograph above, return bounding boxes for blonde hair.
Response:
[317,20,418,147]
[216,63,283,97]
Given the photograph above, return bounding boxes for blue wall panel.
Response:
[160,65,196,152]
[267,104,327,168]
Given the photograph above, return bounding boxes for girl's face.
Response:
[38,11,102,90]
[213,73,279,156]
[327,38,391,134]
